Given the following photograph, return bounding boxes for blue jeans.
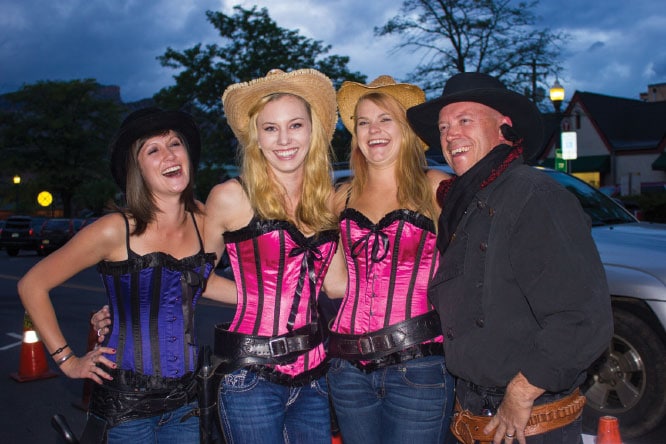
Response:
[106,401,199,444]
[218,368,331,444]
[327,355,455,444]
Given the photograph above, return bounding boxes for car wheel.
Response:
[581,309,666,438]
[7,248,19,257]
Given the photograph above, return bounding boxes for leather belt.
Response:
[451,389,586,444]
[214,322,322,371]
[348,342,443,373]
[328,310,441,361]
[89,374,198,427]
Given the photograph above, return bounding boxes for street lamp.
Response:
[12,175,21,213]
[549,80,566,172]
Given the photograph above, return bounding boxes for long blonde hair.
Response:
[348,93,438,224]
[239,93,337,232]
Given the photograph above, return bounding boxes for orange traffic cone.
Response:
[596,415,622,444]
[10,312,58,382]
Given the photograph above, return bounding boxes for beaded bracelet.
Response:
[56,352,75,366]
[50,344,69,357]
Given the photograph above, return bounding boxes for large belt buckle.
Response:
[356,336,370,355]
[356,334,394,355]
[268,337,289,357]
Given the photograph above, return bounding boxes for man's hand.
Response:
[484,372,545,443]
[90,305,111,343]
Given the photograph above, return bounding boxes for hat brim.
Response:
[110,110,201,191]
[407,88,543,160]
[337,81,426,134]
[222,69,337,146]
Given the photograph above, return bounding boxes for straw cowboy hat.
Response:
[407,72,544,160]
[337,75,426,134]
[109,107,201,192]
[222,68,337,145]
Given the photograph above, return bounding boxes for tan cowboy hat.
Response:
[222,68,337,145]
[407,72,544,160]
[337,75,426,135]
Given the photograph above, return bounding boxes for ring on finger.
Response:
[505,432,515,438]
[97,328,103,337]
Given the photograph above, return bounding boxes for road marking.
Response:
[1,332,23,351]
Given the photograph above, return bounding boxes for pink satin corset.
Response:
[332,208,442,343]
[224,218,338,376]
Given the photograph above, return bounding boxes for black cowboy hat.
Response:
[109,107,201,191]
[406,72,544,160]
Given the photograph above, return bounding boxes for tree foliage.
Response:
[154,5,366,196]
[375,0,566,107]
[0,80,122,216]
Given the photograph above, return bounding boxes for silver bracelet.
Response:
[56,352,75,366]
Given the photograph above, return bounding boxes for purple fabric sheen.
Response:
[99,252,214,378]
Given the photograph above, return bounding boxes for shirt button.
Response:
[479,242,488,251]
[477,200,486,209]
[169,336,177,342]
[476,318,485,328]
[446,327,455,340]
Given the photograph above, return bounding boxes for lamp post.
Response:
[12,175,21,213]
[549,80,567,172]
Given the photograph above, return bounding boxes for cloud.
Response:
[1,0,665,103]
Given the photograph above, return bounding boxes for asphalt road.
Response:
[1,251,663,443]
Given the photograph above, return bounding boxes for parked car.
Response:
[542,168,666,438]
[331,160,666,438]
[0,216,46,256]
[38,218,77,255]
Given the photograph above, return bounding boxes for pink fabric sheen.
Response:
[225,222,336,376]
[332,209,442,345]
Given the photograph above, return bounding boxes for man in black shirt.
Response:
[407,73,613,443]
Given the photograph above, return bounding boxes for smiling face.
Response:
[437,101,511,175]
[256,94,312,177]
[136,130,190,196]
[354,97,402,168]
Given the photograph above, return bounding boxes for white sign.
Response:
[561,131,578,160]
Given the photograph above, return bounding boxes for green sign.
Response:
[555,149,566,172]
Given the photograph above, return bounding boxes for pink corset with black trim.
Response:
[224,217,338,377]
[332,208,442,341]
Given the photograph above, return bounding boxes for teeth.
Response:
[368,139,388,146]
[275,149,298,158]
[451,147,469,155]
[162,165,181,175]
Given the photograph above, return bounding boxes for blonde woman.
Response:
[326,76,455,444]
[204,69,339,443]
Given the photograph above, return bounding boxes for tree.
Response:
[154,5,366,198]
[0,80,122,216]
[376,0,566,107]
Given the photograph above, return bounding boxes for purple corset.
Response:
[98,250,215,378]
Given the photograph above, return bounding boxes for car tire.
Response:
[582,309,666,438]
[6,248,19,257]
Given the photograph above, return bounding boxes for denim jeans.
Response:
[218,368,331,444]
[327,355,455,444]
[106,401,199,444]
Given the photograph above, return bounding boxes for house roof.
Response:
[572,91,666,152]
